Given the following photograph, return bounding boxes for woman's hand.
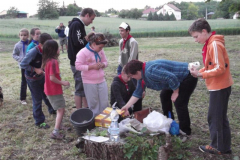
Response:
[171,88,179,102]
[121,105,130,116]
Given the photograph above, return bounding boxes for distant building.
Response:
[142,8,157,17]
[233,12,239,19]
[157,4,181,20]
[0,10,7,18]
[0,10,29,18]
[17,11,28,18]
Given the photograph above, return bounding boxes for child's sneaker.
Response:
[50,132,65,140]
[37,122,50,129]
[21,100,27,105]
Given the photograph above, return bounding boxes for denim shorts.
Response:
[70,65,85,97]
[47,94,66,110]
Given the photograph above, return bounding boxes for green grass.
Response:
[0,17,240,38]
[0,36,240,159]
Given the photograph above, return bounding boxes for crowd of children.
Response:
[8,15,233,155]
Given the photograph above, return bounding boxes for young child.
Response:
[42,40,70,139]
[26,27,41,53]
[110,66,143,114]
[189,18,233,155]
[75,32,108,117]
[20,33,56,129]
[12,28,29,105]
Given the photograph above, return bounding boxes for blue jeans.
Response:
[26,76,55,125]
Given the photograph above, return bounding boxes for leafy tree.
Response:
[38,0,59,19]
[206,0,240,19]
[177,2,189,20]
[119,9,127,18]
[144,5,151,10]
[131,8,143,19]
[164,12,170,21]
[6,7,18,18]
[94,10,101,17]
[119,9,142,19]
[153,12,159,20]
[147,12,153,20]
[195,1,219,18]
[169,13,176,21]
[158,12,164,21]
[65,4,82,16]
[59,1,67,16]
[214,0,232,18]
[186,3,199,20]
[105,8,118,14]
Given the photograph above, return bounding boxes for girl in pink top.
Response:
[75,32,108,117]
[42,40,70,139]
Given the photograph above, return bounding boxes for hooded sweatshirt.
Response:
[68,17,87,66]
[199,35,233,90]
[110,76,136,108]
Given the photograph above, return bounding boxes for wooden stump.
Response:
[83,133,172,160]
[84,140,127,160]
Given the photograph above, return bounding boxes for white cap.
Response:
[119,22,128,29]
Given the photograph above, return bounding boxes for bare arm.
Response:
[50,74,70,86]
[121,96,139,116]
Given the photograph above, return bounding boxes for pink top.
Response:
[75,47,108,84]
[44,59,63,96]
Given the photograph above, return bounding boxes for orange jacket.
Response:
[199,35,233,90]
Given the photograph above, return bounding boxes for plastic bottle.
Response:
[108,106,120,142]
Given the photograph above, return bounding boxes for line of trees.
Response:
[5,0,239,20]
[147,12,176,21]
[118,9,143,19]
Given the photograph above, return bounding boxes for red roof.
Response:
[142,8,157,14]
[167,4,181,12]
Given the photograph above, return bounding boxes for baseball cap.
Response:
[119,22,128,29]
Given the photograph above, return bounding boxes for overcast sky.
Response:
[0,0,216,16]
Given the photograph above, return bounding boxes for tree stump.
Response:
[83,133,172,160]
[84,139,127,160]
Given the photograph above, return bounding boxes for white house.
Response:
[157,4,181,20]
[233,12,239,19]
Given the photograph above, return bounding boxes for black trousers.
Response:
[20,69,27,100]
[160,73,198,135]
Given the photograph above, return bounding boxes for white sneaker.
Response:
[21,100,27,105]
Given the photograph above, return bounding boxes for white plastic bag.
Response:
[119,118,141,135]
[143,111,172,134]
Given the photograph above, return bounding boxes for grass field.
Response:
[0,35,239,159]
[0,17,240,38]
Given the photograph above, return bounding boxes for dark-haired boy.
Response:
[20,33,55,129]
[189,18,233,155]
